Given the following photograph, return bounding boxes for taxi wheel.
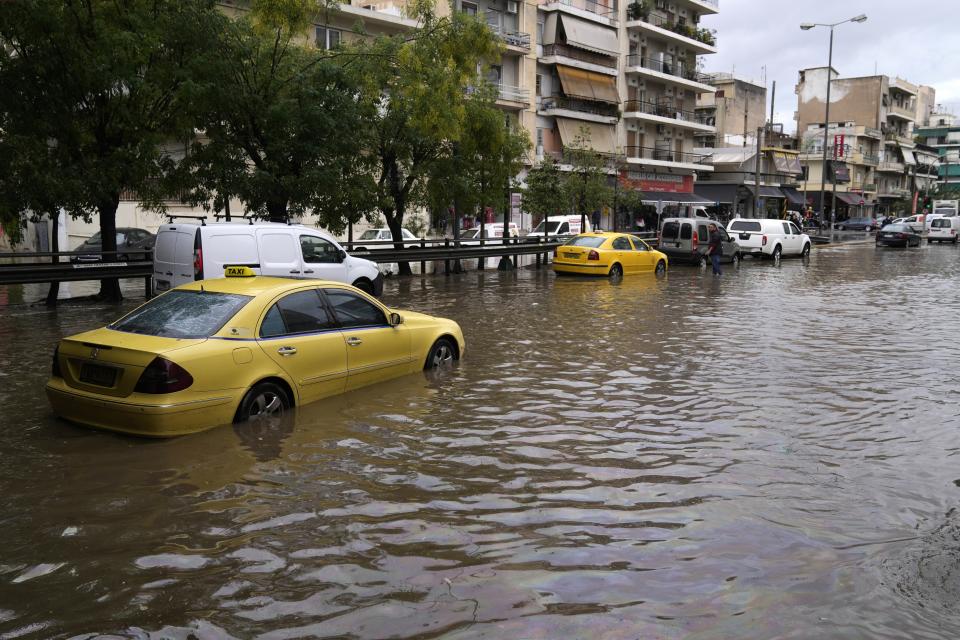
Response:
[608,263,623,278]
[425,338,458,369]
[236,382,290,423]
[655,260,666,277]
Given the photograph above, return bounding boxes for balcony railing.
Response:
[860,153,880,165]
[623,99,712,125]
[498,84,531,103]
[625,55,711,84]
[541,43,617,69]
[540,95,619,118]
[625,145,711,165]
[877,160,905,173]
[624,9,717,47]
[888,103,915,120]
[541,0,619,26]
[490,25,531,51]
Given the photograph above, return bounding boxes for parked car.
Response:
[459,222,520,245]
[71,228,155,263]
[835,217,877,231]
[658,217,741,267]
[152,222,383,296]
[526,215,592,240]
[928,217,960,244]
[726,218,812,260]
[352,227,420,251]
[876,223,922,247]
[892,215,927,233]
[46,266,464,437]
[553,232,668,278]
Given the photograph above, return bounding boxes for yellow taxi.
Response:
[553,232,668,277]
[46,267,465,437]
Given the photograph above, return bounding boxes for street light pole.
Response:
[801,14,867,230]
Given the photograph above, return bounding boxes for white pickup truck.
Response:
[726,218,812,260]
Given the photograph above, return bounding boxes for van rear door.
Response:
[153,226,196,291]
[256,229,302,277]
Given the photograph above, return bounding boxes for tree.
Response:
[178,0,375,229]
[522,157,565,232]
[0,0,226,301]
[562,129,614,231]
[348,2,501,274]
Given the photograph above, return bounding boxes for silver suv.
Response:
[658,217,741,267]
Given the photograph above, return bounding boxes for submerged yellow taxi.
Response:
[46,267,465,437]
[553,232,668,277]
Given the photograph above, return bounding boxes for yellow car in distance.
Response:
[553,232,668,277]
[46,267,464,437]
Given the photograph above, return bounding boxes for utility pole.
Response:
[754,125,764,216]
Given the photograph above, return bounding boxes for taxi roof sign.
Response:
[225,265,256,278]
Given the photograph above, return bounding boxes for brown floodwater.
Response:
[2,242,960,639]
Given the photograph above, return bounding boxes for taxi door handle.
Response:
[346,337,362,346]
[277,346,297,356]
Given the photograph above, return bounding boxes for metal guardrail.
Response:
[0,250,154,297]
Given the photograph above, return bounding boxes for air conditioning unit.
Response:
[506,0,518,13]
[627,77,639,87]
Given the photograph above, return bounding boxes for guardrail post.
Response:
[420,238,426,275]
[478,237,485,270]
[444,239,450,275]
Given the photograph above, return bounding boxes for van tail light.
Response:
[51,345,62,378]
[762,235,768,246]
[588,250,600,260]
[135,357,193,394]
[193,229,203,280]
[691,233,698,251]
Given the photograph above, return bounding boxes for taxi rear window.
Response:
[565,236,605,248]
[110,290,251,338]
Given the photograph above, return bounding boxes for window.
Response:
[325,289,387,328]
[661,222,679,239]
[612,236,632,250]
[729,220,761,232]
[461,1,477,15]
[316,26,341,50]
[300,235,341,264]
[262,290,335,337]
[536,74,543,96]
[565,236,605,248]
[679,224,692,240]
[789,223,801,235]
[630,237,649,251]
[558,223,570,234]
[782,222,792,234]
[697,225,709,242]
[112,291,251,339]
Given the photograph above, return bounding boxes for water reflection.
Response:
[2,244,960,638]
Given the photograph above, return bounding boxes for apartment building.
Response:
[693,72,766,148]
[915,111,960,188]
[795,68,936,217]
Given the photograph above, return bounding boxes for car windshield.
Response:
[460,229,480,240]
[110,290,252,338]
[565,236,605,248]
[729,220,762,232]
[533,221,562,233]
[359,230,381,240]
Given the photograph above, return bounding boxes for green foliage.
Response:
[562,128,615,225]
[522,157,565,223]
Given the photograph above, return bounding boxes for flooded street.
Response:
[3,242,960,638]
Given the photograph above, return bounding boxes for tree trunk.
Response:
[97,194,122,302]
[45,211,60,307]
[384,206,412,276]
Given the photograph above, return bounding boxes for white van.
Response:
[526,215,592,240]
[928,217,960,244]
[727,218,812,259]
[460,222,520,245]
[153,222,383,296]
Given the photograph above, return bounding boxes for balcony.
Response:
[625,145,712,169]
[624,54,714,91]
[538,0,619,27]
[877,160,905,173]
[541,43,618,73]
[539,95,619,122]
[624,9,717,54]
[489,25,531,52]
[888,103,915,121]
[497,84,531,106]
[623,98,714,131]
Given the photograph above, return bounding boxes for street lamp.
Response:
[801,14,867,229]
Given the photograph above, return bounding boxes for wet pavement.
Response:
[2,242,960,638]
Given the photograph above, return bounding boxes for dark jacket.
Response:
[708,229,723,256]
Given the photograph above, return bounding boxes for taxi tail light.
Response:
[52,345,62,378]
[762,235,768,246]
[135,357,193,394]
[587,250,600,260]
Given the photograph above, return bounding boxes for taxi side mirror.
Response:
[389,312,403,326]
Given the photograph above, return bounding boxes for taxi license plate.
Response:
[155,280,170,291]
[79,363,118,387]
[563,252,580,259]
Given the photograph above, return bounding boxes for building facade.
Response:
[693,72,766,148]
[915,111,960,189]
[795,68,936,218]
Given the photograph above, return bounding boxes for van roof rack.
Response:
[212,213,256,225]
[166,214,207,226]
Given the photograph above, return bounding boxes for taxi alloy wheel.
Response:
[609,263,623,278]
[237,382,290,422]
[655,260,666,277]
[426,338,457,369]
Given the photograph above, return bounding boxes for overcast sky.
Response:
[701,0,960,133]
